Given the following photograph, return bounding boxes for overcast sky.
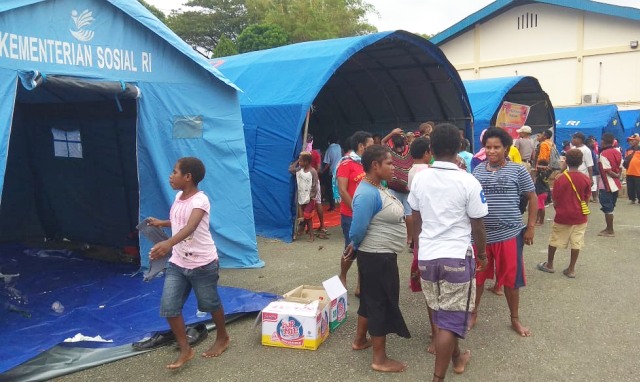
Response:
[145,0,640,35]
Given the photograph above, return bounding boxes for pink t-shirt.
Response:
[169,191,218,269]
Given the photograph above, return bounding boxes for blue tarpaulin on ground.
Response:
[0,243,278,374]
[212,31,472,241]
[619,109,640,137]
[554,105,624,146]
[464,76,555,151]
[0,0,263,269]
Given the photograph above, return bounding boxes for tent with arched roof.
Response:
[212,31,473,241]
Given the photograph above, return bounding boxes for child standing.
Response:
[148,157,230,369]
[537,149,591,278]
[534,159,553,225]
[289,151,319,242]
[407,137,431,293]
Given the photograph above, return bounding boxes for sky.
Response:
[145,0,640,35]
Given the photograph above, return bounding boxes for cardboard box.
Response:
[283,276,348,333]
[261,298,329,350]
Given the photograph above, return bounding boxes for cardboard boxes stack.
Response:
[261,276,347,350]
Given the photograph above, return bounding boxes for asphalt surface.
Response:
[55,202,640,382]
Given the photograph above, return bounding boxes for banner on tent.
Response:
[0,8,153,73]
[496,101,530,139]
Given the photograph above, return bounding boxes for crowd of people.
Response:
[289,121,639,379]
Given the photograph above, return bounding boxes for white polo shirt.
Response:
[408,161,488,261]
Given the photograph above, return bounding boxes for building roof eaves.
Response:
[431,0,640,46]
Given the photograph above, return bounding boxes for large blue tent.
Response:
[464,76,555,151]
[0,0,263,269]
[619,109,640,137]
[212,31,473,241]
[555,105,624,146]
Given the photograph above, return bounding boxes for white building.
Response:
[431,0,640,108]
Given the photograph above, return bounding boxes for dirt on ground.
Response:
[54,202,640,382]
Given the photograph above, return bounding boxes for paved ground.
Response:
[55,202,640,382]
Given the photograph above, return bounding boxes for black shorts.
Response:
[356,251,410,338]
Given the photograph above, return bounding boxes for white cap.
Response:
[516,125,532,134]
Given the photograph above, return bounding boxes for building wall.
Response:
[439,3,640,108]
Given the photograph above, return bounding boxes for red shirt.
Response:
[552,171,591,225]
[336,159,365,217]
[311,150,322,171]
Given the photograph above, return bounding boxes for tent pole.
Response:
[294,108,311,241]
[302,108,311,151]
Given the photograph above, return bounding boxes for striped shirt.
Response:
[387,149,413,193]
[473,162,534,244]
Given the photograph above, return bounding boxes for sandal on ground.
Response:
[536,262,555,273]
[562,268,576,278]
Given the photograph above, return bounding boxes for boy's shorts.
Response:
[549,222,587,250]
[474,230,526,289]
[302,200,316,220]
[419,250,475,339]
[537,192,548,210]
[160,260,221,317]
[599,190,618,214]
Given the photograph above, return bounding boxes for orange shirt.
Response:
[537,139,551,164]
[627,150,640,176]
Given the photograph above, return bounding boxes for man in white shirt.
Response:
[571,132,594,183]
[409,123,488,381]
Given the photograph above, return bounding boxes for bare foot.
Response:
[339,275,347,289]
[452,349,471,374]
[510,317,532,337]
[562,268,576,279]
[352,337,372,350]
[202,336,230,358]
[468,310,478,331]
[597,230,615,237]
[167,347,195,369]
[307,236,315,242]
[371,358,407,372]
[426,342,436,355]
[487,285,504,296]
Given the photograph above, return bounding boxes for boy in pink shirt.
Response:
[148,157,229,369]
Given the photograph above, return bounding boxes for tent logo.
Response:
[70,9,95,42]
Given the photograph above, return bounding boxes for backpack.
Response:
[549,143,561,170]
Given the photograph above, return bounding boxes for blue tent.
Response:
[554,105,624,146]
[619,109,640,137]
[212,31,472,241]
[464,76,555,151]
[0,0,263,269]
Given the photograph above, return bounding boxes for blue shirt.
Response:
[349,182,382,249]
[323,143,343,174]
[473,162,534,244]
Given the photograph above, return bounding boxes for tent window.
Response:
[52,128,83,158]
[173,116,203,139]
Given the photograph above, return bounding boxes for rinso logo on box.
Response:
[263,312,278,322]
[336,297,346,321]
[276,317,304,346]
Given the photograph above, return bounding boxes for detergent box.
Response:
[283,276,348,333]
[261,298,329,350]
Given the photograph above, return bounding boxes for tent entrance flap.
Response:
[0,80,139,248]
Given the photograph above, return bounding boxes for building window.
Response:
[517,12,538,30]
[52,128,83,158]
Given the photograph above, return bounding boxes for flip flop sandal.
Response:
[132,331,175,351]
[537,262,555,273]
[562,269,576,278]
